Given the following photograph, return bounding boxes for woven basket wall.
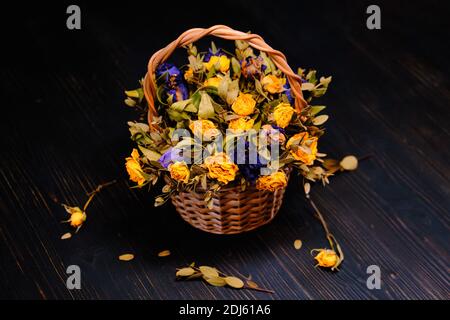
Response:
[171,171,290,234]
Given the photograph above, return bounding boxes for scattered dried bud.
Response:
[313,249,339,268]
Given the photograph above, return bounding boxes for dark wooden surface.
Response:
[0,1,449,300]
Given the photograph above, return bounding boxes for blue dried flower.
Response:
[167,84,188,102]
[156,63,188,102]
[239,161,265,182]
[156,63,182,82]
[158,148,187,168]
[284,81,294,105]
[232,140,267,182]
[203,48,226,62]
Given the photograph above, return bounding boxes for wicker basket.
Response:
[170,170,291,234]
[143,25,307,234]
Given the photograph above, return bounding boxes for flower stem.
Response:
[306,192,344,270]
[243,285,275,294]
[83,180,117,212]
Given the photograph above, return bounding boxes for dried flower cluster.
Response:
[124,40,338,208]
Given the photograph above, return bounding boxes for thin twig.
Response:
[358,154,373,162]
[306,194,331,237]
[243,285,275,294]
[305,192,344,268]
[83,180,117,211]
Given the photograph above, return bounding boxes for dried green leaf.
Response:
[158,250,171,257]
[301,82,315,91]
[231,57,241,77]
[170,99,192,112]
[198,92,215,119]
[312,115,329,126]
[139,146,162,162]
[176,267,195,277]
[246,280,259,289]
[235,39,249,50]
[303,182,311,195]
[323,159,339,169]
[186,272,203,280]
[340,155,358,171]
[309,106,326,116]
[306,70,317,83]
[199,266,219,278]
[125,90,140,98]
[312,87,327,97]
[62,204,83,216]
[61,232,72,240]
[119,254,134,261]
[226,80,239,105]
[124,97,136,107]
[320,76,332,86]
[204,276,227,287]
[218,76,229,100]
[210,41,218,54]
[255,79,269,100]
[224,276,244,289]
[154,196,165,207]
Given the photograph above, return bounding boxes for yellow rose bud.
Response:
[231,93,256,116]
[273,103,295,128]
[169,161,190,183]
[228,117,255,132]
[261,75,286,94]
[189,119,220,140]
[286,132,318,165]
[125,148,146,186]
[256,171,288,192]
[203,76,222,88]
[70,210,87,228]
[314,249,339,268]
[204,152,239,184]
[62,205,87,228]
[184,67,194,81]
[203,55,230,73]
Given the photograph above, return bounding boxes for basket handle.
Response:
[143,25,308,126]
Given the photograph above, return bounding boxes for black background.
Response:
[0,0,449,299]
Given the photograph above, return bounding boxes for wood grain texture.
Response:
[0,0,449,300]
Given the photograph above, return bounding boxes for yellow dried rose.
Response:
[261,75,286,94]
[228,117,255,132]
[203,76,221,88]
[273,103,295,128]
[62,205,86,228]
[204,152,238,184]
[314,249,339,268]
[204,55,230,73]
[231,93,256,116]
[189,119,220,140]
[125,148,146,186]
[184,67,194,81]
[256,171,288,192]
[70,210,86,228]
[286,132,318,165]
[168,161,190,183]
